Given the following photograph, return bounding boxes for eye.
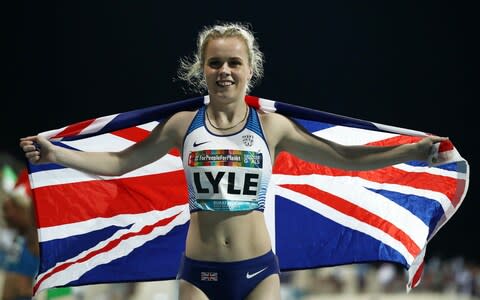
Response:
[208,60,222,69]
[228,60,242,67]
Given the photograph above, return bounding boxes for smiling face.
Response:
[203,37,253,102]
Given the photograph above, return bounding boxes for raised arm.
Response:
[262,112,447,170]
[19,111,192,176]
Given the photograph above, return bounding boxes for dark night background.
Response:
[3,2,477,261]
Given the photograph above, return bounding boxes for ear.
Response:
[248,66,253,81]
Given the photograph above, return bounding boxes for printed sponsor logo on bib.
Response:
[188,150,263,168]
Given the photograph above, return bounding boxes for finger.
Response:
[19,140,33,147]
[29,156,40,164]
[20,136,38,142]
[20,142,34,150]
[24,145,38,152]
[25,151,40,159]
[427,143,440,167]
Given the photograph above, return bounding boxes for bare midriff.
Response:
[185,210,272,262]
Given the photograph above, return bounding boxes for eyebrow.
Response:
[206,56,244,61]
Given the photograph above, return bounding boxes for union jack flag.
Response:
[27,95,469,295]
[201,272,219,282]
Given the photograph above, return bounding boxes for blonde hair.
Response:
[177,22,264,94]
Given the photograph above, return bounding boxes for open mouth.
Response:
[216,80,235,87]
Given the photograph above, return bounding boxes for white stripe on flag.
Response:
[394,163,464,179]
[63,132,135,152]
[30,154,183,188]
[275,185,416,264]
[273,174,433,250]
[137,121,159,131]
[78,114,119,136]
[258,98,277,112]
[313,126,398,146]
[35,205,189,293]
[38,204,189,242]
[264,180,276,254]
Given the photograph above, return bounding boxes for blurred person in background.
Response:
[1,153,26,293]
[1,167,40,300]
[1,154,21,267]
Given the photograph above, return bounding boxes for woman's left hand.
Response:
[416,136,450,166]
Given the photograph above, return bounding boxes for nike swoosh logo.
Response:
[246,266,268,279]
[193,141,210,147]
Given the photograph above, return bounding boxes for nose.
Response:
[219,62,231,76]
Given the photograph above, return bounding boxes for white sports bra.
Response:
[182,105,272,212]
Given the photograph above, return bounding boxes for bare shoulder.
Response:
[258,110,289,124]
[166,110,197,135]
[168,110,197,126]
[257,110,294,151]
[149,110,197,148]
[258,110,293,134]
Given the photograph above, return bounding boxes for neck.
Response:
[206,97,249,131]
[207,95,247,118]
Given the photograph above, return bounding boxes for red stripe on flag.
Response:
[411,261,425,288]
[273,152,460,207]
[281,184,421,257]
[34,170,187,228]
[33,212,180,295]
[110,127,180,156]
[245,95,260,109]
[51,119,97,139]
[364,135,454,154]
[168,148,180,156]
[439,140,454,152]
[111,126,150,143]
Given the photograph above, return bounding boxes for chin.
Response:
[212,88,245,99]
[211,91,234,100]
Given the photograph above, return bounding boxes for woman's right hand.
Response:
[19,135,56,164]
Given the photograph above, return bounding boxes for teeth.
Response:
[217,81,233,86]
